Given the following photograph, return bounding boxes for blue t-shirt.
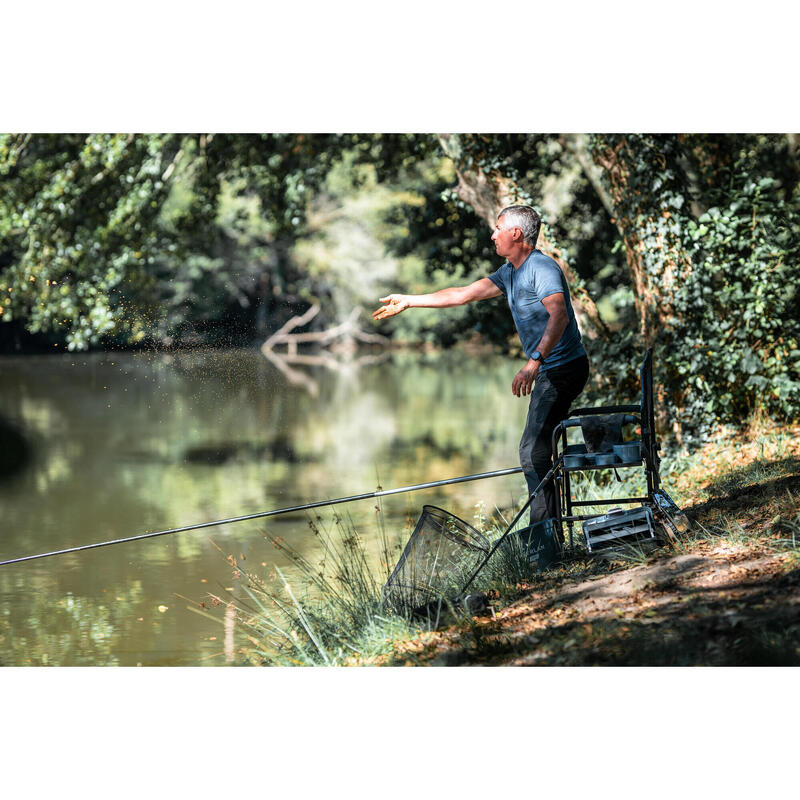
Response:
[487,250,586,370]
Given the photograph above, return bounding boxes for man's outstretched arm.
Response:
[372,278,501,320]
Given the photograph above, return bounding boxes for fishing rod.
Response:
[0,466,524,567]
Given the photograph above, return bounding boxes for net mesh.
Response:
[382,505,490,615]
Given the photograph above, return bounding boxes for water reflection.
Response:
[0,348,529,665]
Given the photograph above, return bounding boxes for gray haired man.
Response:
[373,204,590,528]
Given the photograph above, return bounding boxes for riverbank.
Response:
[351,422,800,666]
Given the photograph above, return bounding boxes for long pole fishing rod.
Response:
[0,466,524,567]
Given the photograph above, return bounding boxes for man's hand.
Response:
[372,295,411,320]
[512,358,540,397]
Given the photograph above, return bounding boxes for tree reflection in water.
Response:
[0,347,528,665]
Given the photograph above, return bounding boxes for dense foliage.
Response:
[589,134,800,441]
[0,134,176,349]
[681,166,800,427]
[0,134,357,349]
[1,132,798,442]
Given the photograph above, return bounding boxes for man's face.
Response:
[491,215,519,257]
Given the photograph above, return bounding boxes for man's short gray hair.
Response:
[499,205,541,247]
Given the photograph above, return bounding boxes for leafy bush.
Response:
[672,174,800,433]
[587,134,800,445]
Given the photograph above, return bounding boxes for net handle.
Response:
[459,459,559,596]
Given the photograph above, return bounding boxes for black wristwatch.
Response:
[531,350,543,364]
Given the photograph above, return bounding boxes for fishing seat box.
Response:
[582,506,656,554]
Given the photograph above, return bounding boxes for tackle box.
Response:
[582,506,656,554]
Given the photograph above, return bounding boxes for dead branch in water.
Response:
[262,305,389,356]
[260,305,390,395]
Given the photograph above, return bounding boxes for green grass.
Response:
[190,497,563,665]
[228,510,419,665]
[191,504,522,665]
[705,456,800,498]
[770,497,800,556]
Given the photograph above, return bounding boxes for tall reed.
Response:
[201,507,434,665]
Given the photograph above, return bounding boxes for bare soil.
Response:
[374,450,800,667]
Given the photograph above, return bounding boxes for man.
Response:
[373,204,590,528]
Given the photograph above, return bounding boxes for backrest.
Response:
[639,348,659,481]
[640,348,654,438]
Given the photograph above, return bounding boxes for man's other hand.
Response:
[372,295,410,320]
[512,359,540,397]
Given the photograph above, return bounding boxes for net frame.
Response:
[382,505,490,615]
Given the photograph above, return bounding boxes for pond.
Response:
[0,347,531,665]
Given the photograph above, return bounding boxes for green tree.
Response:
[0,133,180,349]
[0,133,353,349]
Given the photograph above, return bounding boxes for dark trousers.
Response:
[520,355,590,525]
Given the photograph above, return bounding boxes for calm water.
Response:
[0,348,530,665]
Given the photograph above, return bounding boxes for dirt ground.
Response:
[380,542,800,666]
[378,467,800,666]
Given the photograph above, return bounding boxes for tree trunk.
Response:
[591,135,697,443]
[590,135,693,347]
[559,134,616,219]
[436,134,609,341]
